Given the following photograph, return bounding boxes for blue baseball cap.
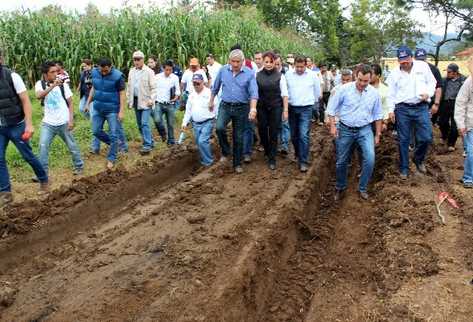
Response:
[192,73,204,82]
[415,48,427,60]
[397,46,413,62]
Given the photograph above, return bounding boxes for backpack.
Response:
[40,79,68,106]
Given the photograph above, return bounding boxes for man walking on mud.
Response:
[327,64,383,201]
[210,49,258,174]
[386,46,437,179]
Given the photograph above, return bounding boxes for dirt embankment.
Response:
[1,128,472,322]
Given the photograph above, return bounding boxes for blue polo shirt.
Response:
[211,64,258,104]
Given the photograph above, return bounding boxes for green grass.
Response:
[7,89,183,183]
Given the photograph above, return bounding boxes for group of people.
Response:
[0,44,472,205]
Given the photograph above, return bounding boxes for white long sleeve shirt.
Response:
[182,87,215,126]
[285,69,321,106]
[386,60,436,113]
[155,72,181,103]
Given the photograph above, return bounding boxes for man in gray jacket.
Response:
[127,51,157,155]
[454,56,473,189]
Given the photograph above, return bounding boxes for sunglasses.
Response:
[193,81,203,86]
[133,57,143,61]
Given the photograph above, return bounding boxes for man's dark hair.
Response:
[254,51,262,56]
[294,55,307,64]
[230,44,242,51]
[82,58,93,66]
[97,58,112,67]
[358,64,373,76]
[206,53,214,59]
[148,55,158,62]
[55,60,64,68]
[273,49,281,55]
[163,59,174,68]
[319,63,327,68]
[41,61,57,74]
[371,63,382,77]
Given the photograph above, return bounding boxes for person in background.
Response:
[370,64,390,129]
[454,56,473,188]
[320,63,334,125]
[155,59,181,146]
[55,61,70,84]
[35,61,83,178]
[182,74,215,166]
[414,48,442,125]
[78,59,93,118]
[331,65,341,86]
[386,46,437,179]
[181,58,208,109]
[285,55,321,172]
[439,63,466,152]
[86,58,126,169]
[0,49,48,204]
[275,55,291,156]
[327,64,383,201]
[254,52,263,71]
[147,55,161,75]
[256,51,289,170]
[206,54,222,87]
[308,57,324,123]
[148,55,166,142]
[330,69,353,97]
[210,49,258,174]
[127,51,157,155]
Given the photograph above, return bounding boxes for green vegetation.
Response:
[0,6,319,87]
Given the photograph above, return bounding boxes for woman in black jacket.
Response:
[256,51,289,170]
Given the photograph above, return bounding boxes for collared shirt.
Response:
[285,68,321,106]
[211,64,259,103]
[327,82,383,128]
[386,60,437,112]
[182,87,215,126]
[133,68,145,97]
[155,72,181,103]
[207,62,222,86]
[373,82,389,120]
[181,69,208,93]
[443,76,466,100]
[454,76,473,130]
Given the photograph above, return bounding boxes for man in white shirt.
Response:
[35,61,83,177]
[386,46,437,179]
[320,63,334,125]
[181,58,209,95]
[254,52,263,72]
[182,74,215,166]
[286,55,322,172]
[0,50,48,202]
[154,60,181,145]
[206,54,222,87]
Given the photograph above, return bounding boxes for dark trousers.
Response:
[216,102,249,168]
[257,104,282,164]
[439,100,458,147]
[321,92,331,122]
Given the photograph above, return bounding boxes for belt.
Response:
[222,101,247,107]
[156,101,173,105]
[397,102,426,108]
[289,104,313,108]
[193,118,214,125]
[340,121,369,130]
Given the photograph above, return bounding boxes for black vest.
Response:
[257,69,283,109]
[0,66,24,126]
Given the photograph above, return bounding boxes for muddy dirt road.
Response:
[0,128,472,322]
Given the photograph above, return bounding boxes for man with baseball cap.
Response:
[127,50,157,155]
[182,73,216,166]
[438,63,466,151]
[386,45,437,179]
[414,48,443,125]
[180,58,208,110]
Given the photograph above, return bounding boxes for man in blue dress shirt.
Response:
[210,49,259,174]
[327,64,383,201]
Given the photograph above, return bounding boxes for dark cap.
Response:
[192,73,204,82]
[447,63,459,72]
[414,48,427,60]
[397,46,413,62]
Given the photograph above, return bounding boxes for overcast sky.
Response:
[0,0,455,36]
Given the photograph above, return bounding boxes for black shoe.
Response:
[279,149,289,156]
[359,191,369,200]
[139,149,151,156]
[334,190,345,202]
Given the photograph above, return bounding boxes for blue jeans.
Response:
[395,103,433,174]
[216,102,249,168]
[156,103,176,144]
[335,123,375,193]
[117,120,128,152]
[289,105,312,165]
[79,96,90,119]
[463,130,473,184]
[312,101,320,121]
[134,108,154,151]
[151,103,167,140]
[279,119,290,152]
[193,119,214,166]
[39,123,84,174]
[88,102,101,153]
[92,110,120,163]
[0,121,48,192]
[243,119,255,157]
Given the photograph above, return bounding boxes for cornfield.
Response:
[0,6,320,87]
